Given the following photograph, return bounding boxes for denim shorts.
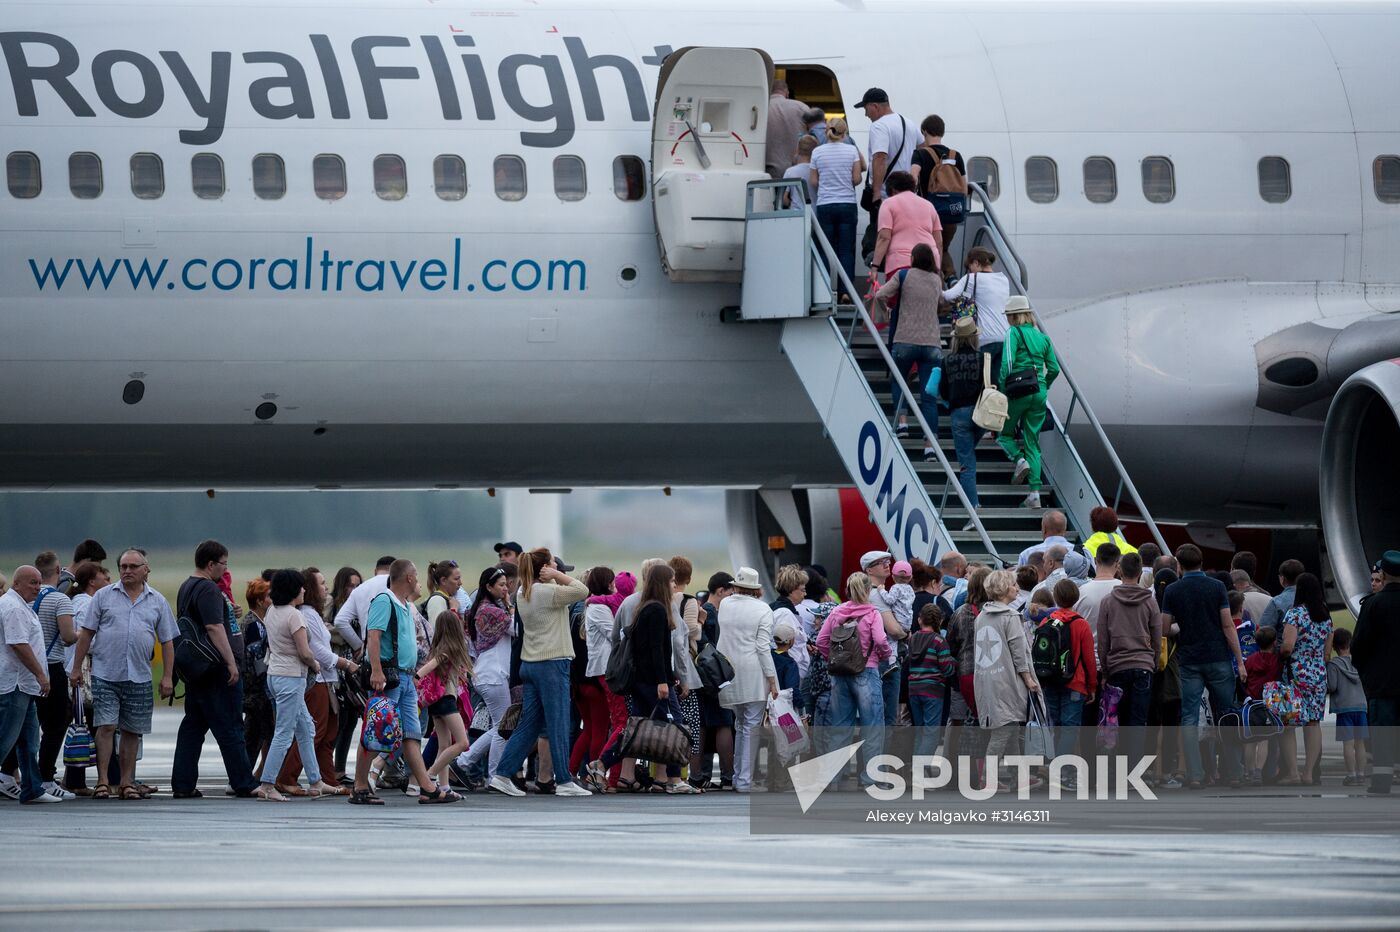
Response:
[91,676,154,734]
[1336,709,1369,742]
[384,674,422,741]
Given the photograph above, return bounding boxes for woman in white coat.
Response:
[716,566,779,793]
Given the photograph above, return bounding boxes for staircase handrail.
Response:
[965,181,1169,555]
[744,179,1008,566]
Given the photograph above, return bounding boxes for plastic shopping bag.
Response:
[767,688,810,762]
[1024,691,1055,761]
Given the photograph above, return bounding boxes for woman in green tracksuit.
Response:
[997,295,1061,509]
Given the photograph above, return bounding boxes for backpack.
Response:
[695,639,735,694]
[1031,614,1075,687]
[971,352,1009,433]
[923,145,968,225]
[173,579,222,685]
[603,611,636,695]
[826,615,869,676]
[361,693,402,754]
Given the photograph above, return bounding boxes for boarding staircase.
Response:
[738,179,1168,566]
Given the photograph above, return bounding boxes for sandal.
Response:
[118,784,144,800]
[276,783,310,798]
[666,781,702,795]
[614,777,642,794]
[93,783,111,799]
[418,786,462,804]
[585,761,607,792]
[367,757,386,790]
[348,788,384,806]
[312,782,350,796]
[254,785,288,802]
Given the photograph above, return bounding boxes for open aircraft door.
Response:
[651,47,773,283]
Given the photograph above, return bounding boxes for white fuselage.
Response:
[1,0,1398,525]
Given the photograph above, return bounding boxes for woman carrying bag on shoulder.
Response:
[996,295,1061,510]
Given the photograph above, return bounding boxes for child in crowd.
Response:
[1244,626,1283,785]
[1230,590,1258,668]
[771,623,804,710]
[1327,628,1369,786]
[906,604,956,757]
[1023,587,1055,643]
[887,561,916,634]
[416,612,473,799]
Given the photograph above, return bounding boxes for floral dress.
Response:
[1283,605,1332,723]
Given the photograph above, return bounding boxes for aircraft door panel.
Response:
[651,46,774,282]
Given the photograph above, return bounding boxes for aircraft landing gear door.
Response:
[652,47,773,283]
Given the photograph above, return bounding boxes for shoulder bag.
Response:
[173,579,222,685]
[1002,326,1043,400]
[971,351,1009,432]
[618,703,692,767]
[949,272,978,323]
[357,594,401,693]
[860,115,910,211]
[63,685,95,769]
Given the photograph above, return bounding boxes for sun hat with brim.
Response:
[1003,295,1032,316]
[953,317,979,339]
[731,566,762,590]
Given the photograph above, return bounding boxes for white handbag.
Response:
[971,352,1009,432]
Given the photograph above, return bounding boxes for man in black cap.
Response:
[852,87,916,266]
[1352,550,1400,795]
[493,541,522,566]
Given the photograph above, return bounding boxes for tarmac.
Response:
[2,709,1399,930]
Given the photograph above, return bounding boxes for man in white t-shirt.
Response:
[854,87,915,202]
[1074,542,1124,644]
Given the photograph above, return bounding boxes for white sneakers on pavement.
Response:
[554,781,592,797]
[1012,458,1030,485]
[0,775,20,800]
[22,792,63,804]
[487,774,526,797]
[42,781,75,800]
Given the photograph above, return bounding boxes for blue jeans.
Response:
[1110,668,1153,771]
[1042,686,1085,759]
[815,202,858,292]
[1180,660,1241,783]
[881,662,901,726]
[909,693,944,759]
[173,676,256,794]
[949,406,981,507]
[0,690,42,801]
[494,659,573,785]
[829,668,884,785]
[890,343,942,435]
[261,675,320,786]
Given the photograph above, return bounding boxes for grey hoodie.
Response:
[1097,584,1162,679]
[1327,654,1367,713]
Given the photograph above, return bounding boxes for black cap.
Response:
[493,540,522,555]
[852,87,889,109]
[1380,550,1400,576]
[552,556,575,573]
[707,570,735,592]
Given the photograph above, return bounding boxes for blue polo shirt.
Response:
[366,591,416,671]
[82,583,178,684]
[1162,571,1231,666]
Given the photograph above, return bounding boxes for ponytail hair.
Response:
[518,548,551,604]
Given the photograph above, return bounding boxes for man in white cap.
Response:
[715,567,779,793]
[859,551,908,725]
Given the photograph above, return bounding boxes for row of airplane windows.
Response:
[1,151,649,203]
[5,150,1400,206]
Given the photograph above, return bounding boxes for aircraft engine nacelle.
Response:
[724,488,887,597]
[1320,359,1400,614]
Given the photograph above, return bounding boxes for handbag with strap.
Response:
[949,272,978,323]
[1262,667,1304,727]
[496,702,523,738]
[618,703,692,767]
[63,685,95,769]
[859,115,911,211]
[971,352,1009,432]
[1002,326,1043,400]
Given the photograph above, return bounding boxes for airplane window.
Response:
[314,154,346,200]
[1258,157,1290,204]
[69,152,102,199]
[252,154,285,200]
[1083,156,1116,203]
[612,156,645,201]
[434,155,466,200]
[967,157,999,201]
[1025,156,1057,204]
[191,154,224,199]
[553,155,587,202]
[1375,156,1400,204]
[6,151,40,198]
[1141,157,1175,203]
[130,153,164,200]
[494,155,526,201]
[374,154,406,201]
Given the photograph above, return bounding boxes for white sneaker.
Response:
[1012,458,1030,485]
[1021,491,1042,509]
[42,781,75,800]
[487,774,525,797]
[403,783,420,798]
[0,776,20,800]
[22,792,63,804]
[554,781,592,797]
[962,519,978,532]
